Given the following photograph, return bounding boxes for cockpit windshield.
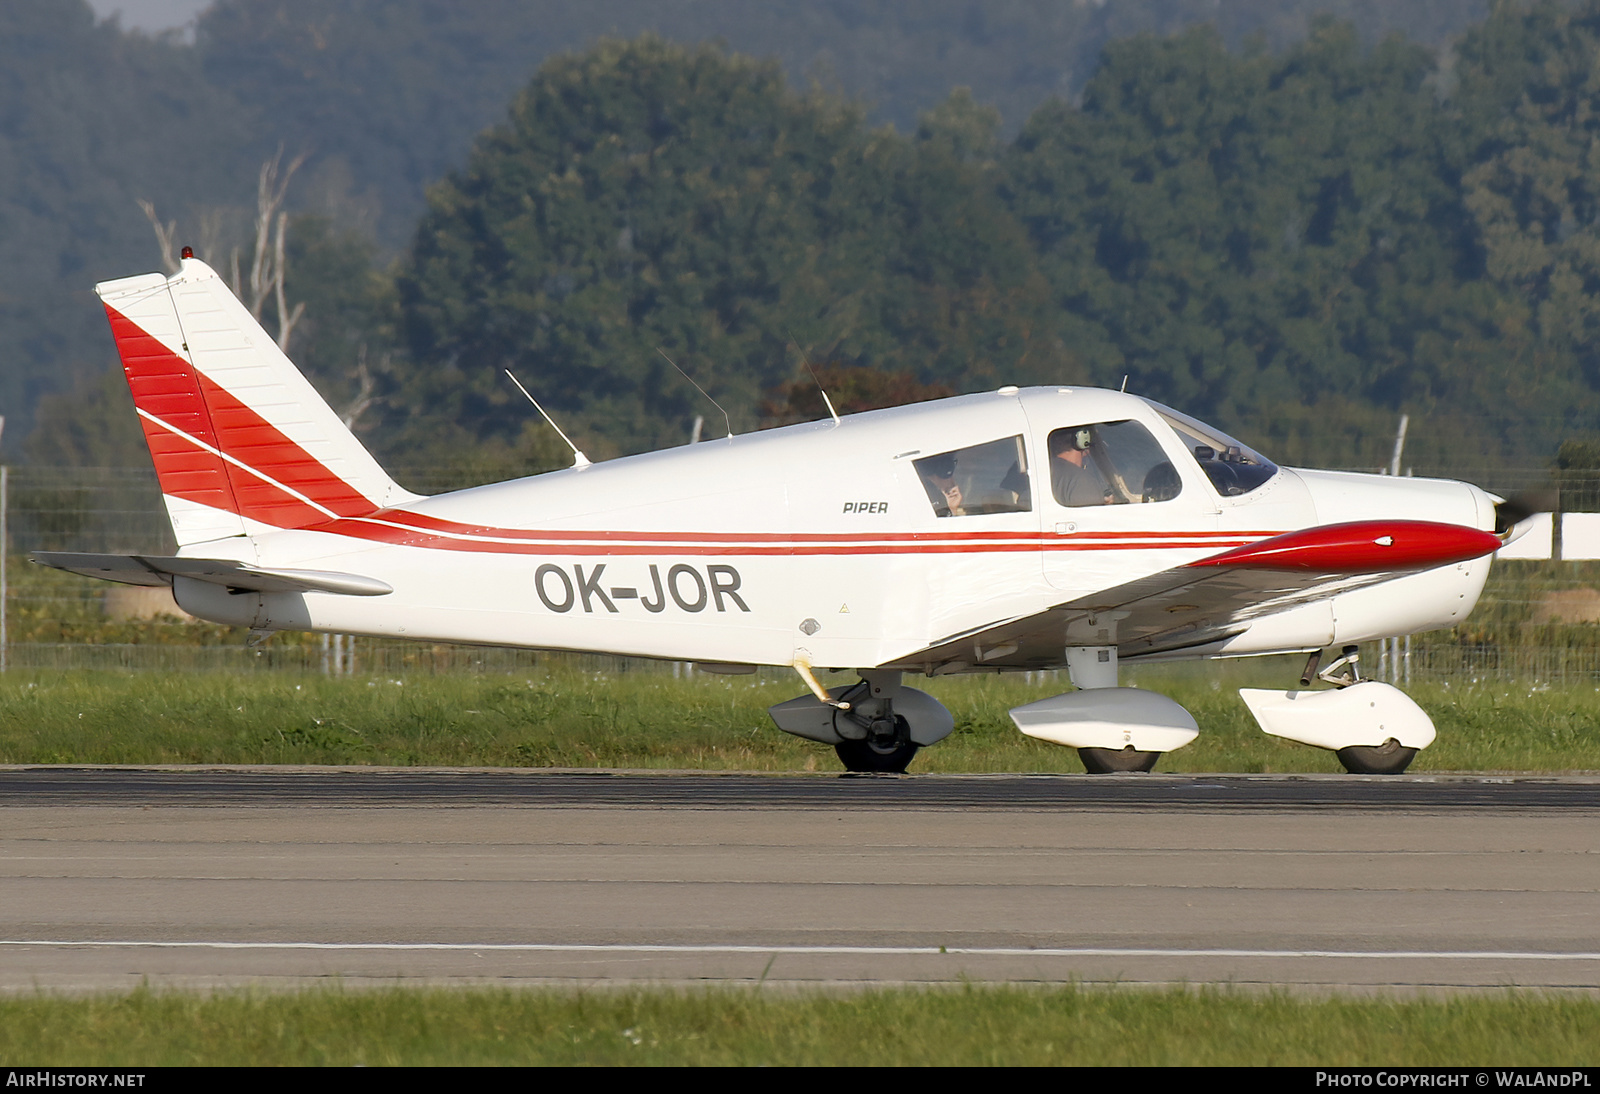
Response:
[1142,400,1279,497]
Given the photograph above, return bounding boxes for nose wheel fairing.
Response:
[1239,680,1437,753]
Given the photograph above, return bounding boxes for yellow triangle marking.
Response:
[839,603,850,613]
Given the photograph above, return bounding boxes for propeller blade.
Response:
[1494,490,1558,536]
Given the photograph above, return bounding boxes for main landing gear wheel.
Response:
[1077,746,1161,774]
[1336,738,1419,775]
[835,738,920,774]
[833,702,920,774]
[832,722,921,774]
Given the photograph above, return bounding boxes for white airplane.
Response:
[36,255,1517,775]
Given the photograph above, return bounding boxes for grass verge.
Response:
[3,984,1597,1066]
[0,664,1598,772]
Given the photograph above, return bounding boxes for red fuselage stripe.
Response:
[368,505,1281,543]
[292,515,1264,556]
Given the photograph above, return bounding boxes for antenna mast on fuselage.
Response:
[787,331,840,427]
[656,348,733,440]
[504,370,590,468]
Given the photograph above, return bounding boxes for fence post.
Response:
[1552,484,1564,562]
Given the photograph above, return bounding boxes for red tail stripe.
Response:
[107,307,378,525]
[195,373,374,520]
[106,307,237,514]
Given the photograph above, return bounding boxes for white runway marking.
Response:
[4,941,1599,961]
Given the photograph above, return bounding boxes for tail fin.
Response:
[96,257,419,546]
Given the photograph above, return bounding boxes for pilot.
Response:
[1050,427,1115,507]
[921,453,966,517]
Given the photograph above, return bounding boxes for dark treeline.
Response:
[19,0,1600,481]
[191,0,1489,253]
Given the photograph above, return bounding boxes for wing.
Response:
[31,552,392,597]
[881,520,1502,673]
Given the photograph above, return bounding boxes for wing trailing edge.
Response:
[31,552,393,597]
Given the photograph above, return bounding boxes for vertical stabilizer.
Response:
[96,258,420,546]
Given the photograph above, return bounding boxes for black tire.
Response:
[1078,746,1161,774]
[1336,739,1419,775]
[835,738,920,774]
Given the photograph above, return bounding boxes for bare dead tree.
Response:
[139,146,308,354]
[242,147,308,350]
[271,209,306,352]
[137,200,180,274]
[195,207,231,272]
[340,346,379,429]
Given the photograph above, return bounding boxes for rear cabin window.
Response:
[1048,420,1182,507]
[914,436,1031,518]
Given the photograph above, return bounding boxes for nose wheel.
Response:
[1077,746,1161,773]
[1242,653,1433,775]
[1336,739,1419,775]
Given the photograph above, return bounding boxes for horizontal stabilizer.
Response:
[31,552,393,597]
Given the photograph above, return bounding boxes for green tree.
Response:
[1457,1,1600,391]
[282,216,396,435]
[1,0,248,453]
[1004,20,1569,465]
[1554,437,1600,512]
[22,370,149,469]
[396,38,1064,456]
[761,364,955,426]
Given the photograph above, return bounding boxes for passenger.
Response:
[1141,460,1183,503]
[920,453,966,517]
[1050,427,1115,506]
[999,460,1031,510]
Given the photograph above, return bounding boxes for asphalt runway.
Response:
[2,767,1597,994]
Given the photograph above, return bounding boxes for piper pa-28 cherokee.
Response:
[37,255,1520,775]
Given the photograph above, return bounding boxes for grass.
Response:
[2,984,1596,1066]
[1,663,1598,772]
[6,553,1600,772]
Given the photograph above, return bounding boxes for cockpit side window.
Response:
[1143,401,1279,497]
[914,436,1031,518]
[1047,420,1182,507]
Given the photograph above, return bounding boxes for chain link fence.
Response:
[4,464,1600,682]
